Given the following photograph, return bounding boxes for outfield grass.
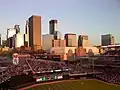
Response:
[28,80,120,90]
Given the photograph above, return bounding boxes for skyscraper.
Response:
[49,20,57,35]
[14,25,20,34]
[6,28,16,47]
[29,15,42,50]
[7,37,14,48]
[78,35,89,47]
[54,31,61,40]
[0,34,1,46]
[15,33,24,48]
[25,20,29,35]
[7,28,16,39]
[24,20,29,47]
[101,34,115,46]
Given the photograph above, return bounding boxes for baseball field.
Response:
[24,80,120,90]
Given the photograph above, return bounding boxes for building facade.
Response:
[42,34,54,51]
[24,20,29,47]
[7,28,16,39]
[52,39,66,47]
[7,37,14,48]
[0,34,1,46]
[64,33,77,47]
[29,15,42,50]
[101,34,115,46]
[78,35,89,47]
[14,25,20,34]
[15,33,24,48]
[54,31,61,40]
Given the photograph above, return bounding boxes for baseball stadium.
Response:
[0,48,120,90]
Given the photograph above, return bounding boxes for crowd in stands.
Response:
[0,56,7,61]
[94,56,120,66]
[0,59,31,84]
[104,50,120,56]
[27,59,68,73]
[1,52,120,85]
[0,58,68,84]
[96,67,120,84]
[67,56,120,85]
[68,63,83,74]
[67,59,93,74]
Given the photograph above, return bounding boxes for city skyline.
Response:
[0,0,120,45]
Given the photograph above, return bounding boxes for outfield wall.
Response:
[0,72,98,89]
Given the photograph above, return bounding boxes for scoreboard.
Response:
[34,73,63,82]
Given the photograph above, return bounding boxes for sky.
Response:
[0,0,120,45]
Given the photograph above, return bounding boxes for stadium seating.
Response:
[0,58,68,84]
[1,54,120,86]
[96,67,120,84]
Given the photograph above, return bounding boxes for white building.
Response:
[7,28,16,39]
[42,34,54,51]
[15,33,24,48]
